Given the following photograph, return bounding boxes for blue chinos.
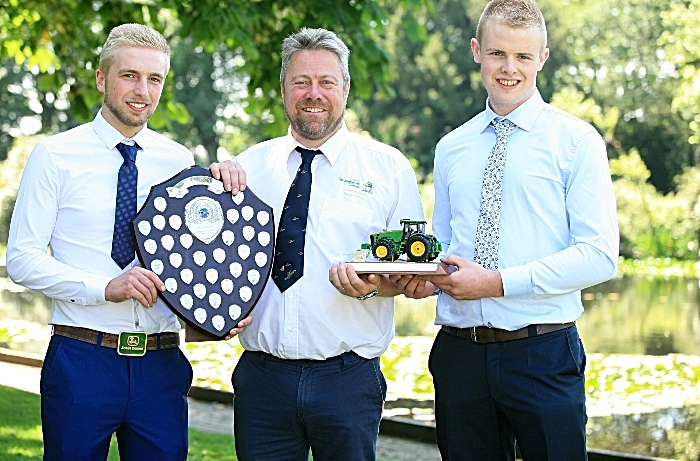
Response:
[232,350,387,461]
[40,334,192,461]
[429,325,588,461]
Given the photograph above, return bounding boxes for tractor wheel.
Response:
[372,238,395,261]
[406,234,432,262]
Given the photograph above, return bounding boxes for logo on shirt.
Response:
[339,177,374,199]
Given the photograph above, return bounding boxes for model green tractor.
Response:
[361,219,442,262]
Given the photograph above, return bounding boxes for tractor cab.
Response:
[401,219,426,239]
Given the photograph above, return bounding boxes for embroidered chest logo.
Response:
[339,177,374,199]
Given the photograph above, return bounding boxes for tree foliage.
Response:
[0,0,430,162]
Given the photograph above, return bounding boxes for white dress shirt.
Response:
[236,123,424,359]
[433,91,619,330]
[7,111,194,334]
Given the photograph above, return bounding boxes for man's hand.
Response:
[390,274,436,299]
[421,254,504,300]
[329,262,386,298]
[224,315,253,340]
[210,160,247,195]
[105,267,164,307]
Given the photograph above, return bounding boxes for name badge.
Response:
[117,332,148,356]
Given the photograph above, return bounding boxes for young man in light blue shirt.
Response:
[399,0,619,459]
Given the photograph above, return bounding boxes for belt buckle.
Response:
[117,331,148,356]
[469,327,478,343]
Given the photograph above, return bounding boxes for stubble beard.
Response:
[103,89,154,129]
[287,107,345,141]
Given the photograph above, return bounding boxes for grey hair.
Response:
[280,27,351,86]
[476,0,548,52]
[98,23,171,75]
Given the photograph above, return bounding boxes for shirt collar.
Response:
[283,121,349,166]
[481,89,545,134]
[93,108,150,151]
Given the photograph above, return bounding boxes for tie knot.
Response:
[491,119,515,137]
[117,142,139,163]
[296,147,319,166]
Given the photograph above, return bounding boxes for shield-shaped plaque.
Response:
[131,166,275,340]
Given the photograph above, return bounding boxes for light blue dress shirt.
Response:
[432,91,619,330]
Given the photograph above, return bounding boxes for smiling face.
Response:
[96,46,168,138]
[471,19,549,116]
[281,49,350,148]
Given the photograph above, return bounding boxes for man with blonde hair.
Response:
[7,23,247,460]
[399,0,619,459]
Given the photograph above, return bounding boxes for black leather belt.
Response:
[53,325,180,350]
[441,322,574,343]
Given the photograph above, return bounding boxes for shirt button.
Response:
[487,322,492,328]
[288,328,293,332]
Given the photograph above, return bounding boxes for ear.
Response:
[470,38,481,63]
[96,69,106,94]
[538,48,550,71]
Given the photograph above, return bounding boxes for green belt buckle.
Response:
[117,332,148,356]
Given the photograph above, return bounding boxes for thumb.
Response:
[440,254,464,268]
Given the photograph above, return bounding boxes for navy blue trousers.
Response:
[232,350,386,461]
[40,334,192,461]
[429,325,588,461]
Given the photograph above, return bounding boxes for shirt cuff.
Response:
[85,273,112,304]
[498,264,532,298]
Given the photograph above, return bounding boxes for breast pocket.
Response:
[316,197,374,257]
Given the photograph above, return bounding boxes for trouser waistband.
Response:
[248,350,362,367]
[441,322,575,343]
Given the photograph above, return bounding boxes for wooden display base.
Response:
[348,260,449,275]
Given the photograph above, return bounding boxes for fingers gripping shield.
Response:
[131,166,274,339]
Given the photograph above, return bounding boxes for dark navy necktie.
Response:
[272,147,319,292]
[111,142,139,269]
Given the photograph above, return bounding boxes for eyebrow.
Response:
[289,73,340,81]
[485,48,536,59]
[118,68,165,79]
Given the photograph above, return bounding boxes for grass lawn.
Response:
[0,385,237,461]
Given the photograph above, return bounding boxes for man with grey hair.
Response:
[7,23,248,460]
[211,27,424,460]
[398,0,619,459]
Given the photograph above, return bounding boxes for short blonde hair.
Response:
[476,0,548,52]
[98,23,170,75]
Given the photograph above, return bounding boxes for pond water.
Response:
[3,274,698,355]
[394,275,700,355]
[2,274,700,460]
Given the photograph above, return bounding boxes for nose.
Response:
[306,81,323,99]
[501,56,517,74]
[133,77,149,96]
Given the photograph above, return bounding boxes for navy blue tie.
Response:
[111,142,139,269]
[272,147,319,292]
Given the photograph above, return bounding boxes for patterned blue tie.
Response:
[111,142,139,269]
[272,147,319,292]
[473,119,515,270]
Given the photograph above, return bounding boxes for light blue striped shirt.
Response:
[432,91,619,330]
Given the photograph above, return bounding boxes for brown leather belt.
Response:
[441,322,574,343]
[53,325,180,350]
